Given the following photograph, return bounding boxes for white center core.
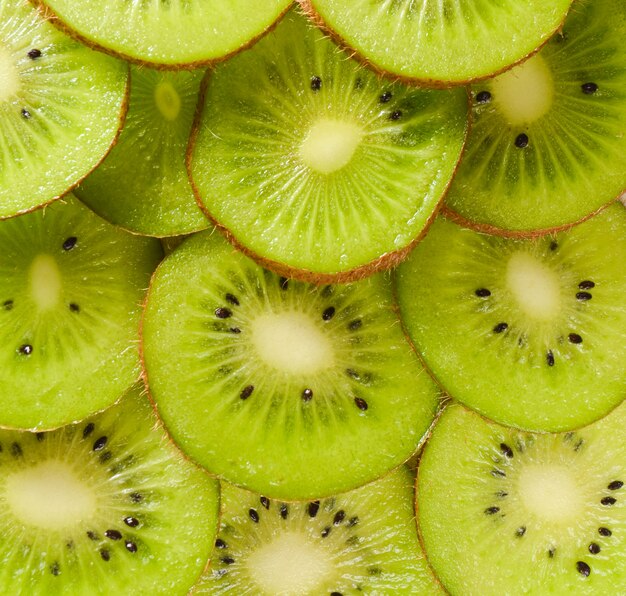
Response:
[29,254,62,311]
[517,464,584,522]
[154,80,181,121]
[0,47,20,102]
[251,311,334,375]
[492,54,554,125]
[300,118,363,174]
[506,252,561,321]
[6,460,96,530]
[246,532,334,595]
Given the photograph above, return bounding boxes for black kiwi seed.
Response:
[93,436,107,451]
[322,306,335,321]
[100,549,111,562]
[18,344,33,355]
[100,451,112,464]
[82,423,95,438]
[225,293,239,306]
[105,530,122,541]
[348,319,362,331]
[379,91,392,103]
[548,548,556,558]
[21,108,31,119]
[484,506,500,515]
[260,496,270,510]
[549,241,558,251]
[333,510,346,525]
[28,48,42,59]
[124,517,139,528]
[125,541,138,553]
[330,592,343,596]
[476,90,492,104]
[248,508,259,523]
[390,110,402,121]
[576,292,592,301]
[499,443,514,458]
[601,497,617,506]
[215,307,232,319]
[579,280,595,290]
[608,480,623,490]
[280,504,289,519]
[598,527,612,537]
[62,236,78,251]
[516,526,526,537]
[321,527,331,538]
[581,82,598,94]
[308,501,320,518]
[11,443,22,457]
[546,351,555,367]
[493,322,508,333]
[221,556,235,565]
[229,327,240,334]
[310,76,322,91]
[347,516,359,527]
[69,303,80,313]
[495,491,508,498]
[87,531,98,541]
[576,561,591,577]
[279,277,289,290]
[36,432,45,442]
[514,133,529,148]
[475,288,491,297]
[3,299,13,310]
[354,397,368,411]
[130,492,143,503]
[50,562,60,576]
[302,388,313,402]
[240,385,254,400]
[568,333,583,344]
[588,543,601,554]
[491,469,506,478]
[215,538,227,549]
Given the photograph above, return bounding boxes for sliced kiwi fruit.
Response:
[417,401,626,594]
[34,0,291,67]
[0,0,128,219]
[301,0,572,85]
[188,9,468,282]
[444,0,626,233]
[0,384,220,594]
[0,196,162,430]
[141,230,440,500]
[76,66,209,237]
[195,467,443,595]
[395,204,626,432]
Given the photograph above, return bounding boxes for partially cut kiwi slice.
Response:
[195,467,443,594]
[395,204,626,432]
[302,0,572,85]
[188,9,468,282]
[35,0,291,67]
[445,0,626,233]
[0,196,162,430]
[0,384,220,594]
[0,0,128,219]
[76,66,208,237]
[417,401,626,594]
[141,230,439,500]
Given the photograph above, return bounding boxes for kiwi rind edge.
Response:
[297,0,572,89]
[30,0,292,70]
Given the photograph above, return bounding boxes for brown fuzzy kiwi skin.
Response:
[0,66,130,222]
[297,0,572,90]
[30,0,291,71]
[185,68,471,286]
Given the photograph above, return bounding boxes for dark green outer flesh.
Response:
[141,231,440,500]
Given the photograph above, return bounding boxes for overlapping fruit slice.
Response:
[0,0,127,219]
[188,9,468,281]
[0,197,162,430]
[141,231,439,500]
[396,205,626,432]
[445,0,626,233]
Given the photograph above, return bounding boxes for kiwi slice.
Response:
[195,467,443,595]
[301,0,572,85]
[188,9,468,282]
[444,0,626,233]
[0,384,220,594]
[417,401,626,594]
[76,66,208,237]
[0,196,162,430]
[34,0,291,67]
[141,230,439,500]
[0,0,127,219]
[395,204,626,432]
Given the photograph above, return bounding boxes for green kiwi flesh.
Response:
[0,384,220,595]
[141,230,439,500]
[35,0,291,67]
[0,0,127,219]
[302,0,572,85]
[195,467,443,595]
[0,196,162,430]
[445,0,626,233]
[417,402,626,594]
[188,9,468,281]
[395,204,626,432]
[76,66,209,237]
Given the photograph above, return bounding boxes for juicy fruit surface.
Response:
[36,0,291,66]
[0,385,220,595]
[418,402,626,594]
[304,0,572,84]
[141,231,439,499]
[189,9,468,279]
[197,468,443,594]
[0,196,162,430]
[396,205,626,431]
[0,0,127,219]
[76,66,208,237]
[445,0,626,232]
